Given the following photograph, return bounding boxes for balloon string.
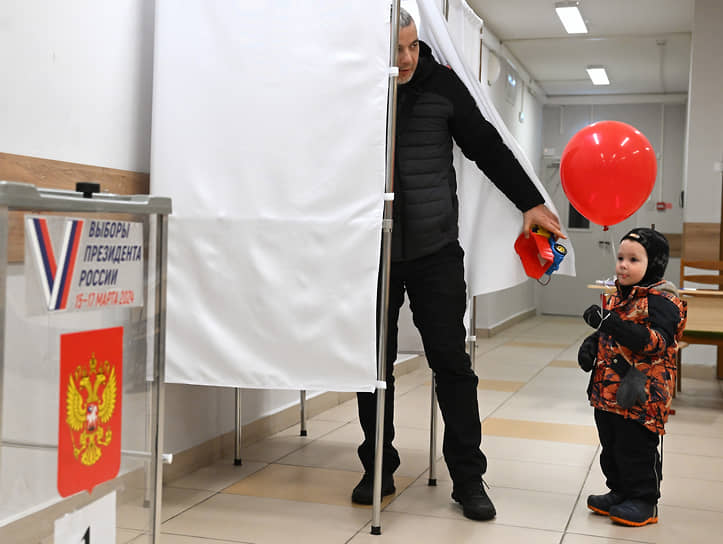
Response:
[608,227,618,289]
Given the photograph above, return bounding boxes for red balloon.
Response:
[560,120,657,227]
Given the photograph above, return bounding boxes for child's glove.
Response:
[577,334,598,372]
[583,304,610,329]
[616,366,648,409]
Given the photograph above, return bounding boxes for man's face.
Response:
[398,22,419,85]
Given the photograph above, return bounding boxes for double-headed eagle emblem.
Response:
[65,355,118,466]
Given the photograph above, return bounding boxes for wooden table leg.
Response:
[717,345,723,380]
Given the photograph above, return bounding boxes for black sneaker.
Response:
[609,499,658,527]
[351,472,395,505]
[587,491,626,516]
[451,484,496,521]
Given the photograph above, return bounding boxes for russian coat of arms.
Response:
[65,355,118,466]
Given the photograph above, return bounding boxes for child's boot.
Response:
[609,499,658,527]
[587,491,625,515]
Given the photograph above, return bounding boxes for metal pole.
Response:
[299,390,307,436]
[151,213,169,544]
[234,388,243,465]
[428,375,438,486]
[371,0,401,535]
[143,215,153,509]
[0,205,7,472]
[468,296,477,370]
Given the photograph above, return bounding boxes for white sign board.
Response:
[25,215,144,313]
[54,491,116,544]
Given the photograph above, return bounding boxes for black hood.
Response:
[621,228,670,286]
[404,40,437,87]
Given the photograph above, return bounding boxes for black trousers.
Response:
[356,242,486,492]
[594,409,662,504]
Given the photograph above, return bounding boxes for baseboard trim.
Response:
[476,308,536,338]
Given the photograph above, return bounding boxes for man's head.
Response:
[617,228,670,286]
[398,8,419,85]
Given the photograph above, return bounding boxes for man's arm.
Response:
[445,71,564,239]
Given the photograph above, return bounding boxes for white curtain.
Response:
[446,0,482,74]
[151,1,390,391]
[417,0,575,296]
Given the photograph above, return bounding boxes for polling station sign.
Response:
[25,215,144,312]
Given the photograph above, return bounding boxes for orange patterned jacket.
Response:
[588,280,687,435]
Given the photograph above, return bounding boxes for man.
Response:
[352,9,565,521]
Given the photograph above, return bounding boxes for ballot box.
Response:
[0,181,171,543]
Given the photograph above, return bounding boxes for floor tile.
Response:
[483,418,599,445]
[308,398,359,423]
[485,458,590,495]
[562,533,648,543]
[169,459,267,492]
[482,435,598,467]
[387,480,577,532]
[394,383,444,430]
[478,379,527,392]
[661,451,723,481]
[162,493,371,544]
[117,486,215,531]
[349,511,563,543]
[660,475,723,511]
[420,456,588,495]
[118,529,144,543]
[505,340,571,349]
[662,432,723,457]
[491,368,594,426]
[549,359,580,368]
[158,535,252,544]
[222,464,414,508]
[240,420,345,463]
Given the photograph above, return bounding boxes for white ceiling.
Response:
[466,0,694,99]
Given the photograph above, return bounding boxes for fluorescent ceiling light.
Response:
[586,66,610,85]
[555,1,588,34]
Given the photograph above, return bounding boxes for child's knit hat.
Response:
[620,227,670,286]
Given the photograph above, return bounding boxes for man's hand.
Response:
[522,204,566,239]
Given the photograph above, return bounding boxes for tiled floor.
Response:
[148,315,723,543]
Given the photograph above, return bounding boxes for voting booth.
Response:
[0,181,171,543]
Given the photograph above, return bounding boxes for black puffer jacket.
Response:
[392,41,544,262]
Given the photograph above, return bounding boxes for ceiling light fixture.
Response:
[586,65,610,85]
[555,1,588,34]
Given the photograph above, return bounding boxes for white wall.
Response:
[0,1,154,172]
[684,0,723,223]
[679,0,723,366]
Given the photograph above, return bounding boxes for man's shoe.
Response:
[451,485,496,521]
[351,472,395,505]
[609,499,658,527]
[587,491,626,516]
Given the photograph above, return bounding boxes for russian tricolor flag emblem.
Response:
[27,217,84,310]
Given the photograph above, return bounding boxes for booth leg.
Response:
[234,388,242,466]
[428,375,438,486]
[299,390,307,436]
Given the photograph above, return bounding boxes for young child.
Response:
[577,227,687,527]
